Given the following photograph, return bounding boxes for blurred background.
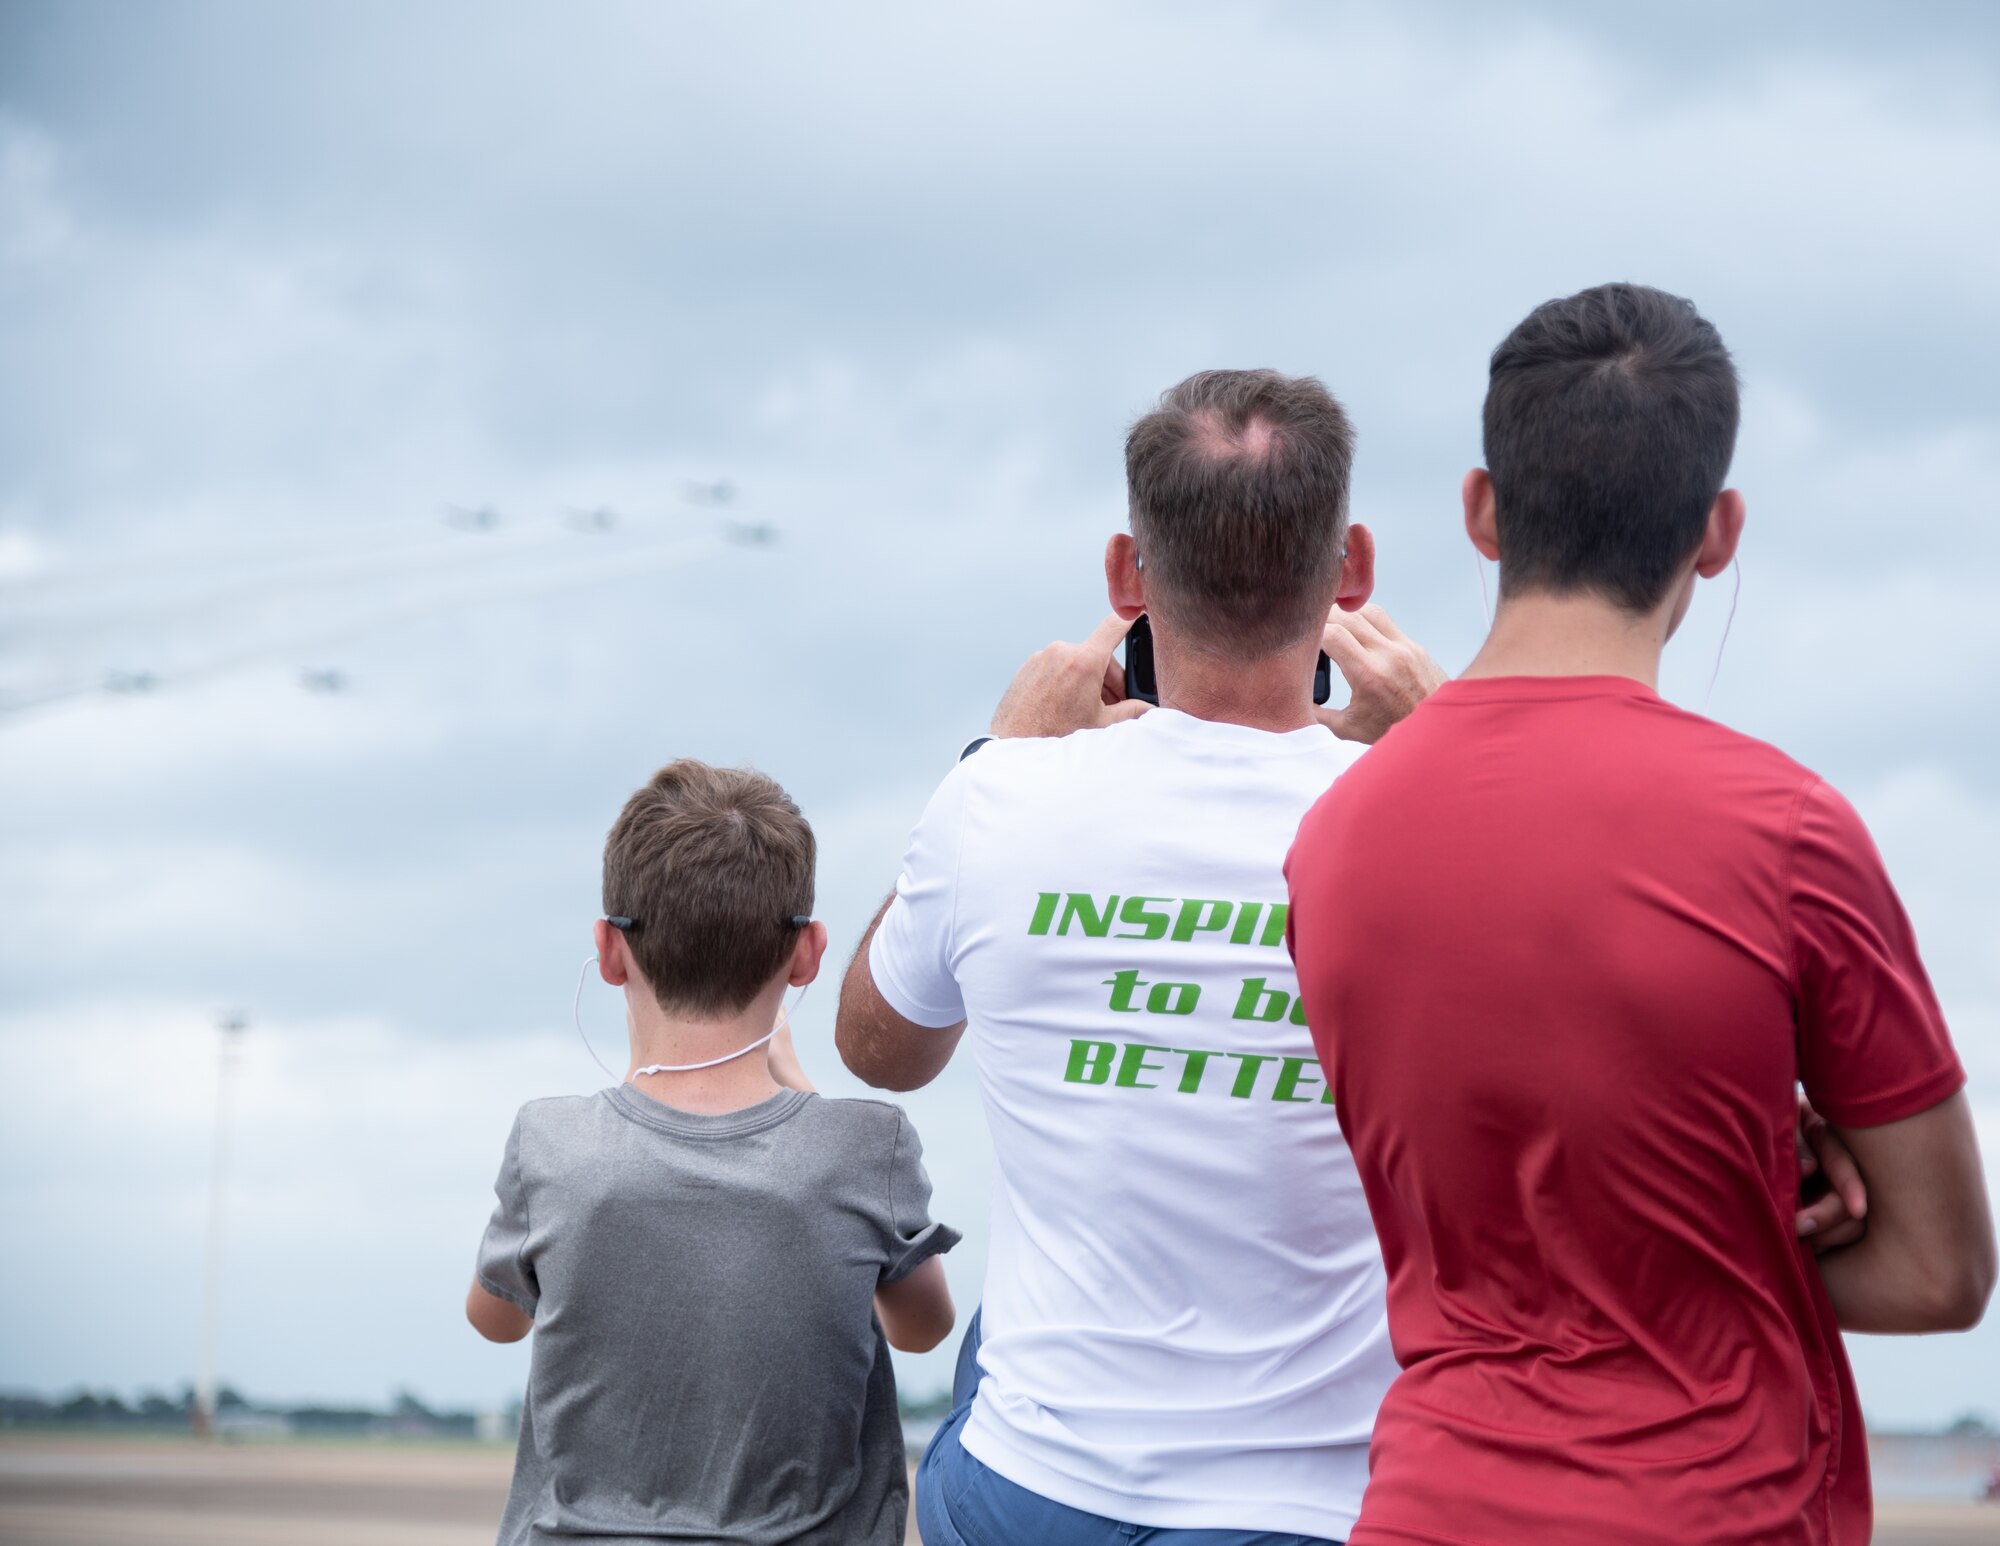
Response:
[4,0,1999,1539]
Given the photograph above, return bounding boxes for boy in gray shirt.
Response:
[467,759,959,1546]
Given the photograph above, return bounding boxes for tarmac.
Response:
[0,1433,1994,1544]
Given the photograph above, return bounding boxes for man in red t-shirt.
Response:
[1285,283,1995,1546]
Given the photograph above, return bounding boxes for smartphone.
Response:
[1124,613,1335,708]
[1123,613,1160,706]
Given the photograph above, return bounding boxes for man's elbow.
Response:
[1909,1244,1996,1333]
[833,1024,885,1088]
[833,1022,925,1092]
[849,1057,929,1095]
[1939,1249,1997,1332]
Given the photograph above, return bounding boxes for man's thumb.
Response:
[1106,699,1151,723]
[1315,705,1366,744]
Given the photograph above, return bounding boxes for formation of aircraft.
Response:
[0,482,777,719]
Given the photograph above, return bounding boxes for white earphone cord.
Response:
[573,954,807,1081]
[1703,555,1742,711]
[1474,553,1741,709]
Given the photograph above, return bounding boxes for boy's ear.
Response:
[594,919,631,987]
[789,920,830,988]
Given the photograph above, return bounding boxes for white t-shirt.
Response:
[871,707,1397,1540]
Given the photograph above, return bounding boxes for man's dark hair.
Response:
[602,759,815,1016]
[1484,283,1740,612]
[1125,369,1354,656]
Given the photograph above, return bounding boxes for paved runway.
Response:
[0,1434,1994,1544]
[0,1437,506,1546]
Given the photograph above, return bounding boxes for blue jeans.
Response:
[915,1311,1344,1546]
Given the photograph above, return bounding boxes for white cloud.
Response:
[3,0,1999,1422]
[1853,767,2000,1016]
[0,120,74,265]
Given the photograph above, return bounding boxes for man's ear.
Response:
[789,920,830,988]
[1695,489,1745,578]
[1105,532,1145,620]
[594,920,630,987]
[1334,523,1377,612]
[1463,469,1500,561]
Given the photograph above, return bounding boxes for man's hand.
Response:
[1316,603,1447,744]
[1797,1093,1868,1253]
[990,613,1150,739]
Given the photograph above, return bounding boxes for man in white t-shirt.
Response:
[835,370,1445,1545]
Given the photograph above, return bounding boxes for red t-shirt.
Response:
[1285,676,1964,1546]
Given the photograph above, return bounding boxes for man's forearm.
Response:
[1813,1096,1995,1334]
[1818,1230,1993,1334]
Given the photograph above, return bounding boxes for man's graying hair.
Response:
[1125,369,1355,657]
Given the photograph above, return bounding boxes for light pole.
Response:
[194,1012,248,1437]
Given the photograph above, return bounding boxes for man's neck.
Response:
[1462,589,1674,688]
[1155,634,1320,733]
[623,986,788,1115]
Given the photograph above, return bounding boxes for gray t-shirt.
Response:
[476,1084,958,1546]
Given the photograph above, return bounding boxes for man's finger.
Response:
[1100,653,1127,707]
[1324,605,1388,651]
[1104,697,1151,723]
[1795,1192,1847,1239]
[1796,1189,1867,1252]
[1315,704,1359,742]
[1357,603,1410,644]
[1795,1092,1824,1176]
[1319,616,1375,684]
[1809,1123,1869,1220]
[1811,1217,1868,1253]
[1083,611,1137,662]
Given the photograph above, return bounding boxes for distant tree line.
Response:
[3,1383,960,1439]
[0,1385,495,1438]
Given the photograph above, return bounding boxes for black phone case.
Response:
[1123,614,1159,706]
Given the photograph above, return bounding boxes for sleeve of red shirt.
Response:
[1790,778,1965,1128]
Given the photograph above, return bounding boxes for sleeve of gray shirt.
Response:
[475,1109,540,1315]
[882,1108,961,1282]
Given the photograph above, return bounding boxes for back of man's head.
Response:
[1125,369,1355,657]
[602,759,815,1016]
[1484,283,1740,613]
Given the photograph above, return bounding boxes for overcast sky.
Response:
[2,1,1997,1426]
